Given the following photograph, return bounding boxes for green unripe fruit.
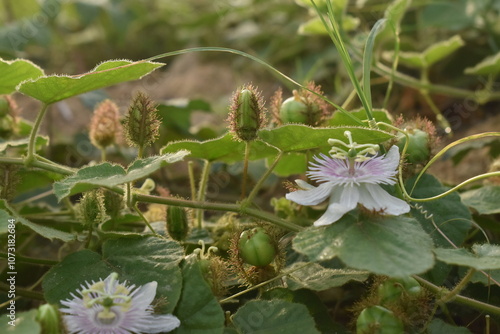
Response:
[36,304,61,334]
[238,227,276,266]
[356,305,404,334]
[166,206,189,241]
[378,276,422,305]
[396,129,430,164]
[0,115,15,137]
[279,94,308,124]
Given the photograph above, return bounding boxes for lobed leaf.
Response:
[258,124,393,152]
[434,246,500,270]
[293,214,434,277]
[460,185,500,215]
[285,262,369,291]
[17,59,164,104]
[43,236,184,313]
[53,151,189,200]
[0,58,44,94]
[174,255,225,334]
[464,52,500,76]
[161,133,278,163]
[0,199,74,242]
[0,136,49,153]
[232,299,320,334]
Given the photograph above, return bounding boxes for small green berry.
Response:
[397,129,430,164]
[238,227,276,267]
[356,305,404,334]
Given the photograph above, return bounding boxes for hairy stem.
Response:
[246,151,283,204]
[0,252,58,266]
[26,103,50,164]
[196,160,211,229]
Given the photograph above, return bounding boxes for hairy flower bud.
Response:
[89,99,122,150]
[123,92,161,150]
[166,206,189,241]
[78,189,106,227]
[227,84,266,141]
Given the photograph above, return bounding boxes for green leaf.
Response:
[0,58,44,94]
[329,109,392,127]
[298,17,329,36]
[407,174,472,247]
[464,52,500,76]
[43,236,184,313]
[285,262,368,291]
[434,244,500,270]
[427,319,472,334]
[162,133,278,163]
[293,215,434,277]
[268,152,307,177]
[0,200,74,242]
[102,236,184,313]
[42,250,113,304]
[363,19,386,112]
[17,59,164,104]
[232,300,320,334]
[174,255,225,334]
[0,136,49,153]
[0,309,40,333]
[461,186,500,215]
[258,125,393,153]
[394,35,464,69]
[53,151,189,200]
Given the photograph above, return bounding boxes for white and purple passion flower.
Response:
[60,272,180,334]
[286,131,410,226]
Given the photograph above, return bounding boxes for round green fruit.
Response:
[396,129,430,164]
[356,305,404,334]
[238,227,276,267]
[378,276,422,305]
[279,96,308,124]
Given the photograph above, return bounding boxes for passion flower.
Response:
[238,227,276,267]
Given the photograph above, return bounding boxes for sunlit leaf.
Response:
[391,35,464,69]
[161,133,278,163]
[329,109,392,127]
[258,124,393,152]
[0,58,44,94]
[293,215,434,277]
[0,310,40,333]
[285,262,369,291]
[232,299,320,334]
[465,52,500,76]
[17,59,164,104]
[53,151,189,200]
[0,136,49,153]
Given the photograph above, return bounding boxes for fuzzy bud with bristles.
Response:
[78,189,106,228]
[89,99,122,150]
[227,84,266,141]
[166,206,189,241]
[123,92,161,149]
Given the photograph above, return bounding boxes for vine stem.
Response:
[0,252,58,266]
[134,193,303,232]
[0,282,44,300]
[440,268,476,303]
[133,204,158,236]
[196,160,211,229]
[413,275,500,316]
[26,103,50,165]
[241,141,251,200]
[245,151,283,205]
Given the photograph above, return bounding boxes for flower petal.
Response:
[141,314,181,333]
[313,186,359,226]
[131,281,157,310]
[286,181,333,206]
[358,183,410,215]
